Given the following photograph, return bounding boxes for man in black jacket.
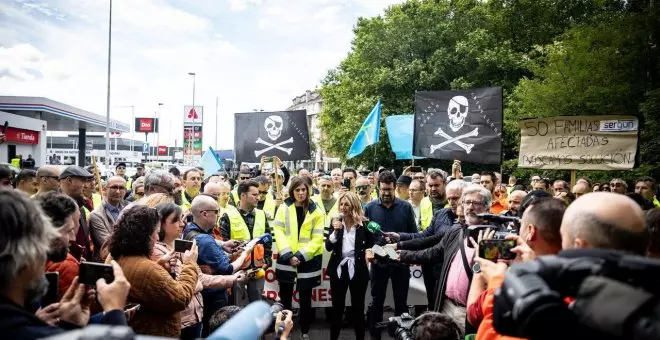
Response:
[393,184,494,334]
[0,189,130,340]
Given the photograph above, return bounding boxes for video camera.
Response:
[493,249,660,340]
[375,313,415,340]
[476,213,520,233]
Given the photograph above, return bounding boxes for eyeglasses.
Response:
[107,186,126,191]
[463,200,485,207]
[356,185,368,191]
[201,209,219,214]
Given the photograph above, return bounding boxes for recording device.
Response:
[2,121,8,134]
[174,239,193,252]
[408,166,422,174]
[207,301,272,340]
[343,178,352,189]
[79,262,114,286]
[42,272,59,307]
[476,213,521,232]
[375,313,415,340]
[467,224,511,248]
[478,239,516,261]
[493,249,660,340]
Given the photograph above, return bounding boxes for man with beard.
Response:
[503,190,526,217]
[89,176,127,261]
[420,171,446,231]
[480,171,508,214]
[0,189,131,339]
[38,193,81,299]
[365,171,417,340]
[356,176,374,207]
[394,184,494,334]
[58,166,94,261]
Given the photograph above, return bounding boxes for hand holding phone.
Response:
[478,239,517,261]
[41,272,60,306]
[174,239,193,252]
[343,178,352,189]
[79,262,114,285]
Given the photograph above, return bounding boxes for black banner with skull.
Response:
[413,87,503,164]
[233,110,311,163]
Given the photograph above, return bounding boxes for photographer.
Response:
[208,305,294,340]
[392,184,497,334]
[475,192,650,340]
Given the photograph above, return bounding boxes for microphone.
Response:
[337,213,344,222]
[256,233,272,244]
[367,221,385,236]
[207,301,272,340]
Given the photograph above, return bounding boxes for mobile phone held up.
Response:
[2,121,8,134]
[478,239,517,261]
[79,262,114,285]
[343,178,352,189]
[174,239,194,253]
[41,272,59,306]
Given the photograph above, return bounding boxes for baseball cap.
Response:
[59,166,94,180]
[397,175,412,186]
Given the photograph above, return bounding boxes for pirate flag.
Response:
[413,87,503,164]
[234,110,311,163]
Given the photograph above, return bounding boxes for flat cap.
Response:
[59,166,93,180]
[397,175,412,186]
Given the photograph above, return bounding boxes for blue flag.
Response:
[201,146,222,179]
[385,115,425,160]
[347,100,381,159]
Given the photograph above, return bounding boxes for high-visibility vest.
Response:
[180,191,194,211]
[654,196,660,208]
[227,208,267,269]
[312,195,338,239]
[420,197,434,230]
[371,190,378,200]
[92,193,102,210]
[231,189,239,207]
[271,199,325,288]
[10,158,20,168]
[262,194,277,220]
[83,206,91,219]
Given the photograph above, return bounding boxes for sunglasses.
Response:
[356,185,368,191]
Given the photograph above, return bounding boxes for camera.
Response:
[376,313,415,340]
[476,213,520,233]
[494,249,660,340]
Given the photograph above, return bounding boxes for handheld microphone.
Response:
[367,221,385,236]
[337,213,344,222]
[207,301,272,340]
[256,233,272,244]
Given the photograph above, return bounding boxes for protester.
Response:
[342,167,358,192]
[330,168,343,193]
[108,205,198,337]
[326,192,377,340]
[423,171,447,225]
[609,178,628,194]
[115,162,130,189]
[481,171,507,214]
[34,165,61,197]
[254,175,279,220]
[551,180,569,195]
[0,189,130,339]
[396,175,412,200]
[647,208,660,259]
[0,166,14,188]
[23,154,36,169]
[635,176,660,207]
[272,176,325,340]
[413,312,463,340]
[365,170,417,340]
[505,190,526,216]
[571,181,589,199]
[14,169,37,196]
[59,166,94,260]
[407,179,425,230]
[625,192,655,210]
[356,176,373,206]
[89,176,127,261]
[181,169,202,211]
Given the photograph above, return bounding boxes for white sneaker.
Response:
[300,334,309,340]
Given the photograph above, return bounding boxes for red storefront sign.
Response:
[5,127,39,144]
[158,146,167,155]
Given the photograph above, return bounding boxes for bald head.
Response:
[36,165,62,193]
[572,182,589,199]
[560,192,648,255]
[507,190,526,215]
[191,195,219,230]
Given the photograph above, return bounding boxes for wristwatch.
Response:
[472,262,481,274]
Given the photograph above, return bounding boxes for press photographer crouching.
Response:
[206,302,294,340]
[0,189,131,339]
[391,184,506,335]
[472,191,652,340]
[376,311,462,340]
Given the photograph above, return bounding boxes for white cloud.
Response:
[0,0,404,149]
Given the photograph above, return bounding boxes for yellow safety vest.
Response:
[262,194,277,220]
[180,191,195,211]
[654,197,660,208]
[92,193,102,210]
[10,158,20,168]
[125,177,133,190]
[371,191,378,200]
[420,197,433,230]
[312,195,338,239]
[271,200,325,287]
[83,206,91,219]
[227,208,267,269]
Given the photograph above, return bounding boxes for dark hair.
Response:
[0,166,12,181]
[209,305,242,333]
[183,168,200,180]
[626,193,655,210]
[427,170,445,182]
[524,197,566,248]
[254,176,270,186]
[115,162,126,169]
[342,167,358,179]
[412,312,462,340]
[155,203,182,241]
[108,205,161,259]
[553,180,569,191]
[14,169,36,187]
[227,177,237,189]
[169,167,181,177]
[288,176,311,204]
[37,192,78,228]
[196,166,204,171]
[635,176,656,187]
[646,208,660,258]
[237,180,259,197]
[479,171,497,183]
[377,170,397,186]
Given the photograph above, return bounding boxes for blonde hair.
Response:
[140,193,174,208]
[337,191,367,227]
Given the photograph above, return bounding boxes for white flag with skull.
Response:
[413,87,503,164]
[234,110,311,163]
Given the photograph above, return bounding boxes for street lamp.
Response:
[104,0,113,167]
[188,72,196,165]
[157,102,163,162]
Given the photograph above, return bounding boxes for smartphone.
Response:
[343,178,352,189]
[408,166,422,174]
[467,225,494,248]
[174,239,193,252]
[478,239,517,261]
[2,121,8,134]
[124,303,141,311]
[41,272,59,306]
[69,243,84,261]
[79,262,114,285]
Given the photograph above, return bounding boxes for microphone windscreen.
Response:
[337,213,344,221]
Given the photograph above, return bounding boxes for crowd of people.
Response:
[0,157,659,340]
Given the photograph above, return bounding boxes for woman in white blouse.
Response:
[325,192,378,340]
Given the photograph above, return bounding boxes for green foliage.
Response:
[319,0,659,180]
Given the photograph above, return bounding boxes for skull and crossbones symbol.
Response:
[255,115,294,157]
[430,96,479,154]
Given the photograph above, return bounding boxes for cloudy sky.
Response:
[0,0,402,149]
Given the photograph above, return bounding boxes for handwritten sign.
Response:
[518,115,639,170]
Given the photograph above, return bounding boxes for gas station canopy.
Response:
[0,96,130,133]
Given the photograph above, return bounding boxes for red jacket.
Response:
[45,253,79,301]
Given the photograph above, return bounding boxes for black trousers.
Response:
[369,264,410,338]
[330,265,368,340]
[279,282,315,334]
[421,264,436,310]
